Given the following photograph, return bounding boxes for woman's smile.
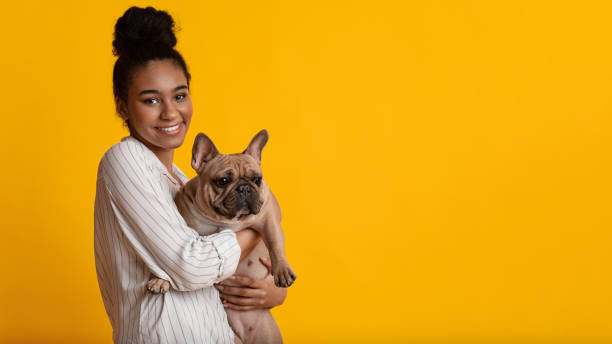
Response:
[117,59,194,162]
[155,121,184,135]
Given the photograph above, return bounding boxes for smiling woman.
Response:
[115,59,193,176]
[93,6,286,344]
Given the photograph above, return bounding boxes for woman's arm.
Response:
[214,256,288,310]
[235,229,262,262]
[101,141,242,292]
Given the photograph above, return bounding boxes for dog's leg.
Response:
[146,275,170,294]
[256,192,296,288]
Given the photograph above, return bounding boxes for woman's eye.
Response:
[144,98,159,104]
[176,93,188,101]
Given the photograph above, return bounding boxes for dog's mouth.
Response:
[213,205,251,220]
[234,213,248,220]
[229,206,253,220]
[211,206,226,219]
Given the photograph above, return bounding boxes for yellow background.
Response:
[0,1,610,343]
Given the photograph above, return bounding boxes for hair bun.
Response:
[112,6,178,57]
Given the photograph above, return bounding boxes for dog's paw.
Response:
[146,277,170,294]
[271,261,296,288]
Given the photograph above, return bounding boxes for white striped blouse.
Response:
[94,135,241,344]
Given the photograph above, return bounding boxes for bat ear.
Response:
[191,133,220,174]
[242,129,268,164]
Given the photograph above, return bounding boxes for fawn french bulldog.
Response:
[146,129,295,344]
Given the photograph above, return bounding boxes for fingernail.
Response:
[216,285,223,290]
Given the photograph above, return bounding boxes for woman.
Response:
[94,6,286,343]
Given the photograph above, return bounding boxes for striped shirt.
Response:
[94,135,241,344]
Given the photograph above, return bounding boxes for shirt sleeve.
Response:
[100,141,241,291]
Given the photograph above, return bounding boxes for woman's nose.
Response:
[160,101,179,120]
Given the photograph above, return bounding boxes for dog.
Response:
[146,129,295,344]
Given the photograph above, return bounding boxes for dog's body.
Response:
[146,130,294,344]
[175,177,284,344]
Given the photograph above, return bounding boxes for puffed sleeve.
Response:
[100,140,241,291]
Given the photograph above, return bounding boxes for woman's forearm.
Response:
[235,228,262,262]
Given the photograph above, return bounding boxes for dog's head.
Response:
[190,129,268,220]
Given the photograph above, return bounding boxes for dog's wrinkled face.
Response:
[202,154,264,219]
[191,130,268,220]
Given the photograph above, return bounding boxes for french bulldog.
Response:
[146,129,295,344]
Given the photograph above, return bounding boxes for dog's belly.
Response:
[177,199,282,343]
[228,307,282,344]
[235,239,269,279]
[225,240,282,344]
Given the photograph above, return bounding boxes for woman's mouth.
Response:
[155,122,183,135]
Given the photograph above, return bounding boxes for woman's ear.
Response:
[115,97,128,120]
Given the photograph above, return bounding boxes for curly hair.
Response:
[112,6,191,131]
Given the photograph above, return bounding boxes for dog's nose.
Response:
[237,183,250,194]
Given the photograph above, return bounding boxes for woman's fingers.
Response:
[220,293,265,306]
[213,272,283,310]
[216,284,265,298]
[218,275,257,287]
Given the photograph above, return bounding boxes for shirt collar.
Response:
[121,136,189,186]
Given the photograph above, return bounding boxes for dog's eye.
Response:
[252,177,261,186]
[215,177,231,187]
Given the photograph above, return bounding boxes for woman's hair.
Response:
[112,6,191,131]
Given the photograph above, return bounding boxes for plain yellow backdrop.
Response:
[0,0,611,343]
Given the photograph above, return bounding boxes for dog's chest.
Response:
[190,216,242,236]
[176,196,244,236]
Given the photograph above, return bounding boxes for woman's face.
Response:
[117,59,193,155]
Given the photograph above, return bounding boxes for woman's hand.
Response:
[214,257,288,311]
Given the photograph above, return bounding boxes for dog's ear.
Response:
[242,129,268,164]
[192,133,220,174]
